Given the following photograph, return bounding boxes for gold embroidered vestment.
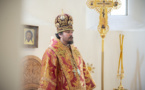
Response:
[39,37,96,90]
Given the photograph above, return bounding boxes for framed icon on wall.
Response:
[23,25,38,48]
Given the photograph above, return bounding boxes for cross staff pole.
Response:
[86,0,121,90]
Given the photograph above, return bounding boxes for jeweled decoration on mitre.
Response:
[55,13,73,33]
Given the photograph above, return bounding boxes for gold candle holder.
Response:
[113,74,127,90]
[114,34,127,90]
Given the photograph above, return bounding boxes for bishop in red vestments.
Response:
[38,13,96,90]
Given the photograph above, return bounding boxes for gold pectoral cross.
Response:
[73,67,77,77]
[73,67,81,77]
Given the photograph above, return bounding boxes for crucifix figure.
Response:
[102,9,105,17]
[86,0,121,90]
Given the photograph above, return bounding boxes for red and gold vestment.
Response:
[39,37,96,90]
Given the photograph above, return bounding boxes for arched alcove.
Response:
[22,55,42,90]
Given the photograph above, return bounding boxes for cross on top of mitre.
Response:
[86,0,121,13]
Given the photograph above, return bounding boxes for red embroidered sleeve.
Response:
[38,48,58,90]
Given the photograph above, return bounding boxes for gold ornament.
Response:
[87,63,95,73]
[114,34,127,90]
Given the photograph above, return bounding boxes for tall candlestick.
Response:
[117,34,124,76]
[114,34,127,90]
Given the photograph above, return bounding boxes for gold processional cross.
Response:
[86,0,121,90]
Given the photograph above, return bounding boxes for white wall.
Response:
[0,0,22,90]
[103,31,145,90]
[22,0,145,90]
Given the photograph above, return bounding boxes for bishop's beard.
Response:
[67,41,73,44]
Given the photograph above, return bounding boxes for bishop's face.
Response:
[59,30,74,45]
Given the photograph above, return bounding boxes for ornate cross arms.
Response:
[86,0,121,38]
[86,0,121,12]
